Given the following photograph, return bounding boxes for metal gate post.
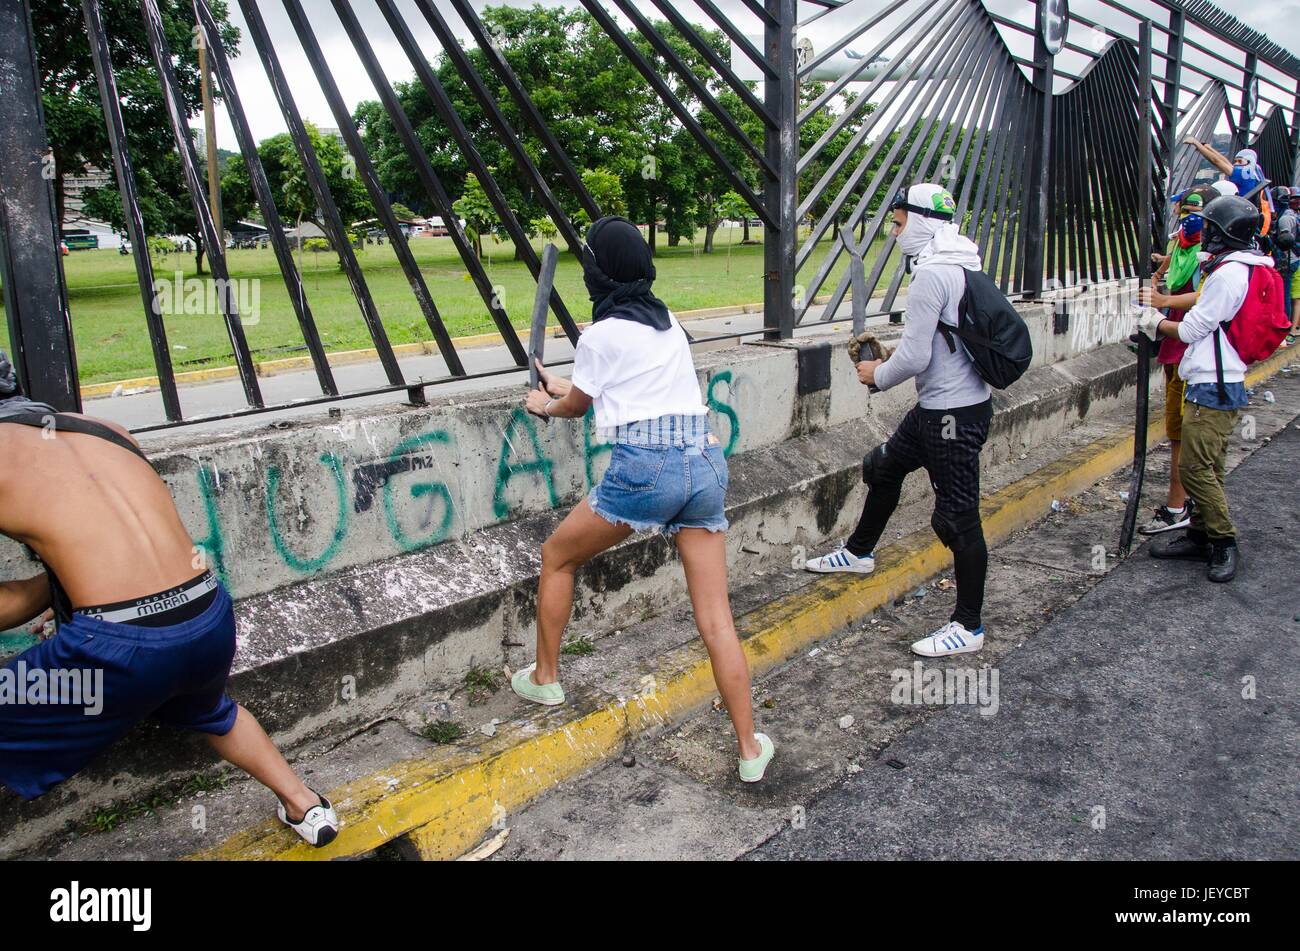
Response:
[763,0,798,340]
[0,0,80,410]
[1021,0,1060,299]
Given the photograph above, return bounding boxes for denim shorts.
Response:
[589,415,729,537]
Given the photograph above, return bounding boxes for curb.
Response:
[78,296,840,401]
[190,347,1298,861]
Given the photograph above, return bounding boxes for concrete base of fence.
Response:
[0,313,1188,851]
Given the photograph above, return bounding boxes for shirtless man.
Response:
[0,351,337,847]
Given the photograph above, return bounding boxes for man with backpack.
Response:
[806,183,1030,658]
[1137,196,1290,582]
[1270,186,1299,341]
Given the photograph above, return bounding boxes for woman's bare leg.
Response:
[674,527,761,760]
[534,498,632,685]
[205,705,320,820]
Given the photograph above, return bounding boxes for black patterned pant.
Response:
[847,401,992,629]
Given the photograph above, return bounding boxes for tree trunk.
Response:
[194,236,206,275]
[743,217,751,243]
[668,232,680,247]
[704,219,719,254]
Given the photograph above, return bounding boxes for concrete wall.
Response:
[0,299,1122,623]
[0,295,1163,849]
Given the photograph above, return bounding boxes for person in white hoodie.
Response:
[805,183,994,658]
[1136,195,1270,582]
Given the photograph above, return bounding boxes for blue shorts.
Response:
[589,417,730,537]
[0,585,239,800]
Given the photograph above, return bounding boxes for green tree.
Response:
[36,0,240,272]
[579,168,626,224]
[220,124,371,255]
[453,173,498,259]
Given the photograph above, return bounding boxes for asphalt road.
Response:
[750,413,1300,860]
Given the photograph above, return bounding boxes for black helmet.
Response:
[1201,195,1260,255]
[1275,185,1293,204]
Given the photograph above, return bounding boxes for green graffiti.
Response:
[493,407,558,519]
[266,452,349,574]
[193,465,228,585]
[583,407,613,489]
[384,431,455,552]
[707,370,741,457]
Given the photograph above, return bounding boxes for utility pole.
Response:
[199,29,223,243]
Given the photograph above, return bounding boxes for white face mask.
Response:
[897,214,937,258]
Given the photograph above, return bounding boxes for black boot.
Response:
[1149,529,1211,561]
[1207,539,1239,583]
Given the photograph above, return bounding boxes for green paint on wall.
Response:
[707,370,741,457]
[266,452,349,574]
[493,408,558,519]
[384,431,456,552]
[583,407,613,489]
[193,465,228,585]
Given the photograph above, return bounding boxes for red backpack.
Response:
[1221,265,1290,364]
[1213,265,1290,397]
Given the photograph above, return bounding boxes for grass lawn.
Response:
[2,226,889,386]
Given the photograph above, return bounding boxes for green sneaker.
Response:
[738,733,775,783]
[511,664,565,707]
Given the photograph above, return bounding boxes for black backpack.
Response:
[936,268,1033,389]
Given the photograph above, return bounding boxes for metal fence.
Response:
[1,0,1296,431]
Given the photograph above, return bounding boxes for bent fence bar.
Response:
[0,0,1296,429]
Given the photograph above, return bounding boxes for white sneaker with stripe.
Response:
[804,547,875,575]
[277,791,340,848]
[911,621,985,657]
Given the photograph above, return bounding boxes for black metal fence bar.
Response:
[0,0,80,412]
[140,0,263,407]
[645,0,776,129]
[372,0,533,362]
[81,0,182,420]
[408,0,583,344]
[609,0,774,177]
[236,0,406,390]
[576,0,774,227]
[193,0,338,399]
[278,0,464,381]
[333,0,499,374]
[448,0,606,218]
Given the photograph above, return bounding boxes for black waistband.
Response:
[917,399,994,425]
[76,571,219,627]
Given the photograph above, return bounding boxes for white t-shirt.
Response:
[570,313,708,430]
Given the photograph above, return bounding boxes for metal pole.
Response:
[199,35,222,241]
[1235,53,1257,154]
[0,0,80,411]
[763,0,798,340]
[1119,19,1155,558]
[1022,0,1058,300]
[1158,10,1185,235]
[83,0,182,420]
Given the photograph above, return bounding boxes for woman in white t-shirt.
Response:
[514,216,774,782]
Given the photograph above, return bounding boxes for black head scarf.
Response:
[0,349,56,421]
[581,216,672,331]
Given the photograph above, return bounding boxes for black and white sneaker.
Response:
[278,791,339,848]
[1138,500,1193,535]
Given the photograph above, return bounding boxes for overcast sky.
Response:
[206,0,1300,148]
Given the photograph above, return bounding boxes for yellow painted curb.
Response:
[78,296,845,400]
[190,346,1299,861]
